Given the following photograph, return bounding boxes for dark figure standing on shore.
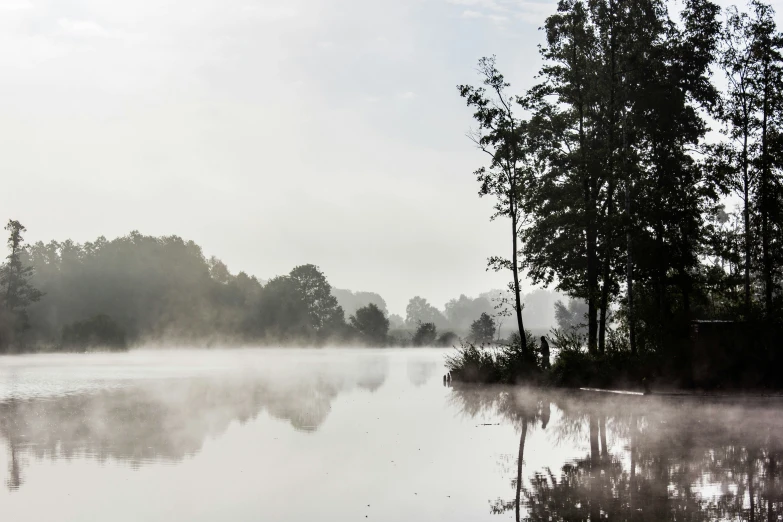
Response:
[539,336,550,369]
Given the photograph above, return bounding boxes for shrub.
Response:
[445,331,542,384]
[413,322,437,346]
[549,348,658,390]
[62,314,127,351]
[437,331,459,347]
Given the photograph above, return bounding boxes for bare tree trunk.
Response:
[743,119,752,315]
[761,66,772,316]
[511,210,527,352]
[626,182,636,355]
[599,0,618,356]
[621,108,636,355]
[599,183,615,354]
[582,111,598,356]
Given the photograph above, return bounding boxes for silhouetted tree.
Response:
[469,312,496,344]
[349,304,389,346]
[412,322,437,346]
[437,331,459,347]
[459,56,535,352]
[0,220,42,350]
[717,1,783,318]
[288,264,345,339]
[524,0,720,356]
[257,275,312,342]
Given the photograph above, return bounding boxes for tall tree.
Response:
[349,304,389,346]
[0,220,42,349]
[717,0,783,319]
[719,4,763,315]
[469,312,497,344]
[524,0,604,354]
[747,0,783,317]
[288,264,345,338]
[257,276,312,341]
[527,0,719,355]
[412,322,437,346]
[630,0,720,342]
[458,56,536,352]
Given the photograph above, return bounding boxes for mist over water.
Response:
[0,348,781,521]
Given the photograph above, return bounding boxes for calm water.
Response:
[0,348,781,521]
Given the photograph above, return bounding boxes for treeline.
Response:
[457,0,783,384]
[0,223,569,352]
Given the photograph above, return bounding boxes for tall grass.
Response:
[445,339,541,384]
[446,328,654,390]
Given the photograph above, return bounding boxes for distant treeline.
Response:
[0,223,570,352]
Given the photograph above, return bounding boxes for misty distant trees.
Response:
[469,313,496,344]
[554,299,588,335]
[349,304,390,346]
[444,294,494,331]
[412,322,438,346]
[0,224,568,351]
[288,264,346,339]
[62,314,126,350]
[24,231,264,345]
[405,296,448,329]
[0,221,42,350]
[332,289,387,318]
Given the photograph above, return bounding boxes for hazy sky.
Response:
[1,0,781,316]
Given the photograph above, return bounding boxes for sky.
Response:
[0,0,781,317]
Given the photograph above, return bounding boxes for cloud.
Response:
[455,0,552,25]
[460,9,509,24]
[398,91,416,100]
[57,19,112,39]
[450,0,502,8]
[0,0,33,11]
[242,4,300,21]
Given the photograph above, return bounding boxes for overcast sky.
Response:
[1,0,781,316]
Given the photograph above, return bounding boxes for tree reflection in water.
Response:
[0,355,388,491]
[451,387,783,521]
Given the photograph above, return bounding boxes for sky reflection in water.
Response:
[0,348,781,521]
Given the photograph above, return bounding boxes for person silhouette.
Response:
[539,336,550,369]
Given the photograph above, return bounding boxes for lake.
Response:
[0,348,781,521]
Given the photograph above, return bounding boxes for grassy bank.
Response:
[445,332,666,391]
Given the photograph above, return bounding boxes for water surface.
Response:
[0,348,781,521]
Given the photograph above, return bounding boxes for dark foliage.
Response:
[451,0,783,389]
[412,322,438,346]
[62,314,126,351]
[349,304,390,346]
[469,312,497,344]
